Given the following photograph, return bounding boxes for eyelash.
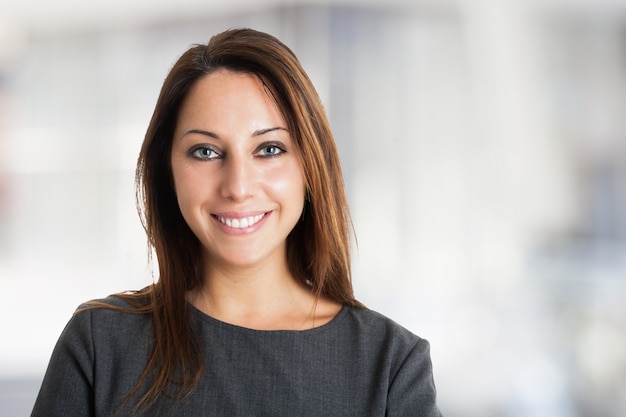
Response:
[258,143,285,157]
[188,142,286,160]
[190,146,221,160]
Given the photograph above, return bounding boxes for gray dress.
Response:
[31,295,442,416]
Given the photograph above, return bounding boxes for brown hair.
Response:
[110,28,363,411]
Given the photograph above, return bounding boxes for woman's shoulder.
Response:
[77,291,150,311]
[332,306,434,382]
[66,291,154,341]
[341,306,426,348]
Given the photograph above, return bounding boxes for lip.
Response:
[211,210,271,235]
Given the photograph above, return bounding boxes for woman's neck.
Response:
[187,259,342,331]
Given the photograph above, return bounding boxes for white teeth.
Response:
[218,213,265,229]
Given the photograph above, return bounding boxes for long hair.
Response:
[113,28,363,410]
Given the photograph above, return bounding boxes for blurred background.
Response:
[1,0,625,416]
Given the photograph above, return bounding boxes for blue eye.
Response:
[191,146,220,160]
[258,144,284,157]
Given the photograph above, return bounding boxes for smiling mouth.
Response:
[215,213,267,229]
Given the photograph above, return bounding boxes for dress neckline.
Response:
[188,302,349,335]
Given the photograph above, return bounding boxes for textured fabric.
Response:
[31,295,442,416]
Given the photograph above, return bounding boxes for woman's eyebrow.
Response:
[252,127,289,137]
[182,129,219,139]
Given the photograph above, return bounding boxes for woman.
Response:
[31,28,442,416]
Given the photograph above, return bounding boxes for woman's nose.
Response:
[220,155,255,202]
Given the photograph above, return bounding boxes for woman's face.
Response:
[170,69,305,272]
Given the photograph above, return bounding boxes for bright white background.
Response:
[1,0,625,416]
